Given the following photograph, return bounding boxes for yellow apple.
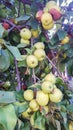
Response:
[49,88,63,103]
[36,90,49,106]
[24,89,34,101]
[42,21,54,30]
[69,122,73,130]
[44,73,56,84]
[46,1,57,8]
[34,42,45,49]
[20,38,30,44]
[26,55,38,68]
[20,28,31,40]
[41,81,54,93]
[22,107,32,118]
[34,49,46,61]
[29,99,39,111]
[61,36,69,44]
[41,13,53,26]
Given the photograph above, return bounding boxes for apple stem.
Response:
[14,58,21,91]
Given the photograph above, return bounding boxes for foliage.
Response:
[0,0,73,130]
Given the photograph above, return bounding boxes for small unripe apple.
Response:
[26,55,38,68]
[31,29,39,38]
[3,22,10,30]
[61,36,69,44]
[49,8,62,21]
[34,49,46,61]
[20,28,31,40]
[20,38,30,44]
[36,10,43,21]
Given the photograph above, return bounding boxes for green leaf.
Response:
[5,45,23,61]
[0,91,16,104]
[67,104,73,112]
[49,123,57,130]
[18,60,27,67]
[60,112,68,130]
[57,29,67,41]
[15,15,30,22]
[34,111,45,130]
[0,49,10,72]
[0,24,4,38]
[13,102,29,114]
[17,43,28,48]
[0,104,17,130]
[25,48,32,55]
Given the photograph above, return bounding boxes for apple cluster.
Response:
[26,42,46,68]
[36,1,62,30]
[20,28,32,45]
[22,73,63,121]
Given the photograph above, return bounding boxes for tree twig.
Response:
[15,58,21,91]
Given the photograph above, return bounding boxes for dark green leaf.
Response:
[0,104,17,130]
[0,24,4,38]
[5,45,23,61]
[15,15,30,22]
[0,49,10,72]
[0,91,16,104]
[67,104,73,112]
[57,29,67,41]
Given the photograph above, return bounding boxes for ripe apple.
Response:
[34,42,45,49]
[46,1,57,9]
[41,13,53,26]
[34,49,46,61]
[61,36,69,44]
[36,10,43,21]
[44,73,56,84]
[3,22,10,30]
[26,55,38,68]
[22,107,32,119]
[20,28,31,40]
[20,38,30,44]
[41,81,54,93]
[24,89,34,101]
[42,21,54,30]
[36,90,49,106]
[29,99,39,111]
[49,8,62,21]
[49,88,63,103]
[69,122,73,130]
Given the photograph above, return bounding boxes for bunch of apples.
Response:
[22,73,63,120]
[36,1,62,30]
[26,42,46,68]
[20,28,32,45]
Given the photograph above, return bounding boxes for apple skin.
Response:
[49,8,62,21]
[20,28,31,40]
[34,49,46,61]
[3,22,10,30]
[36,10,43,21]
[26,55,38,68]
[61,36,69,44]
[20,38,30,44]
[41,13,53,26]
[42,21,54,30]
